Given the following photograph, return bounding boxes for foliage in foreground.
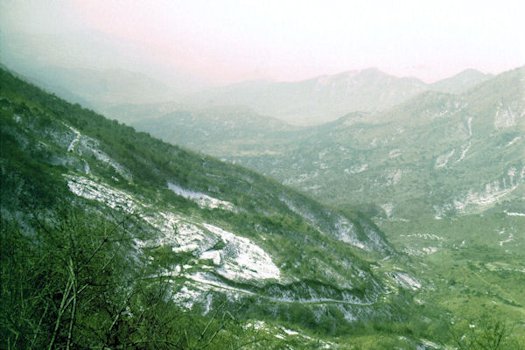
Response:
[0,211,281,349]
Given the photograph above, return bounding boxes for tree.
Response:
[451,314,524,350]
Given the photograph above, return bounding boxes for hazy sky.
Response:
[1,0,524,84]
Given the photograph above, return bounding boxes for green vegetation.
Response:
[131,67,524,221]
[0,67,420,348]
[377,211,525,347]
[1,65,524,348]
[0,212,291,349]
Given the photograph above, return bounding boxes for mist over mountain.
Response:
[0,29,496,125]
[2,67,438,348]
[3,63,523,348]
[2,1,524,347]
[0,31,201,108]
[182,68,425,124]
[182,68,499,125]
[1,42,495,125]
[126,66,525,218]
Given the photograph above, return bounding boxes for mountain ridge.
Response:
[1,67,440,348]
[130,66,525,219]
[2,54,496,126]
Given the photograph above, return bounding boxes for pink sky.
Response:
[2,0,524,84]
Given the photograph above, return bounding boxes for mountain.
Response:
[141,67,525,220]
[7,65,177,109]
[0,68,457,348]
[3,65,524,347]
[132,106,298,156]
[429,69,493,94]
[110,68,494,127]
[0,31,204,107]
[3,41,496,127]
[123,67,525,345]
[180,68,497,125]
[183,68,428,124]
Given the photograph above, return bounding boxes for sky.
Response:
[1,0,524,85]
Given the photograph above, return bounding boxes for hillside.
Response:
[132,106,298,156]
[119,67,525,347]
[140,67,525,220]
[258,67,525,219]
[0,68,458,348]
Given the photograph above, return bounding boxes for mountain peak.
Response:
[430,68,493,93]
[358,67,387,76]
[460,68,485,74]
[451,68,489,80]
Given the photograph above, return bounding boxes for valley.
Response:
[1,1,523,348]
[2,65,524,347]
[1,68,451,349]
[107,66,525,347]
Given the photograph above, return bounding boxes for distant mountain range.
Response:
[2,63,524,347]
[130,66,524,221]
[120,67,525,343]
[2,66,431,348]
[182,68,493,124]
[0,31,200,107]
[1,38,494,125]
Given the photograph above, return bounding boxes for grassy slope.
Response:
[2,66,523,348]
[0,67,444,348]
[102,66,525,347]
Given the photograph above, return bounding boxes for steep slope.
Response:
[187,67,525,220]
[113,67,525,346]
[0,68,438,347]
